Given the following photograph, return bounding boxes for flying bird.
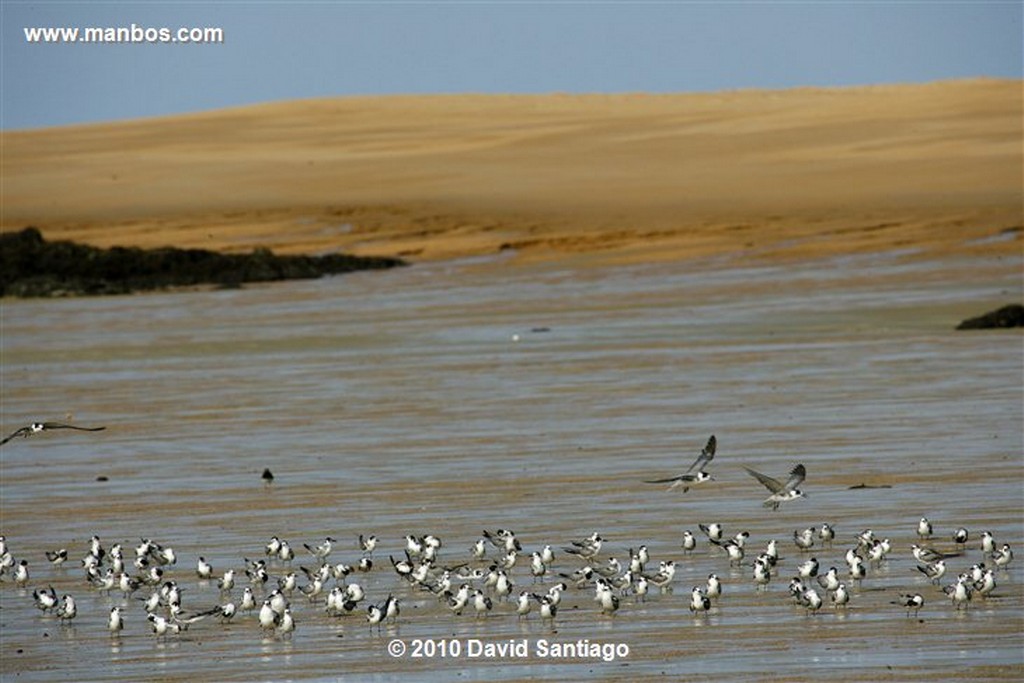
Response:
[1,421,106,446]
[644,434,717,492]
[743,463,807,510]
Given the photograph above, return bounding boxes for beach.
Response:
[2,79,1020,265]
[1,80,1022,681]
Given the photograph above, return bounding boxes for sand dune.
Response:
[1,79,1020,265]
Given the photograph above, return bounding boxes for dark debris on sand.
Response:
[955,304,1024,330]
[0,227,406,298]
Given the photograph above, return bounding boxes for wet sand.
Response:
[1,252,1021,681]
[1,79,1023,680]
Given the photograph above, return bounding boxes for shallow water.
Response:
[1,250,1022,681]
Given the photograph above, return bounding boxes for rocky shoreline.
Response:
[0,227,406,298]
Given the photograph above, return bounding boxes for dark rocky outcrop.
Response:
[0,227,405,297]
[956,304,1024,330]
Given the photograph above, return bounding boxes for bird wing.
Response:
[782,464,806,491]
[743,466,783,493]
[41,422,106,432]
[0,426,32,445]
[686,435,717,474]
[643,474,696,484]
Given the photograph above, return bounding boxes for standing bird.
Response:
[793,528,815,552]
[980,531,995,556]
[303,537,336,560]
[917,517,933,539]
[515,590,533,619]
[108,606,124,635]
[893,593,924,617]
[681,531,697,554]
[689,585,711,614]
[46,548,68,567]
[56,594,77,623]
[644,434,717,492]
[359,534,378,556]
[196,557,213,580]
[992,544,1014,569]
[831,583,850,609]
[743,463,807,510]
[916,560,946,585]
[818,524,835,548]
[1,421,106,446]
[32,586,58,612]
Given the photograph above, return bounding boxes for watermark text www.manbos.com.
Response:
[387,637,631,662]
[24,23,224,45]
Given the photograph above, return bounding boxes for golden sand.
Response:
[1,79,1021,265]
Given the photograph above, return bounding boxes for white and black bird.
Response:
[743,463,807,510]
[831,583,850,609]
[13,559,30,586]
[535,594,558,621]
[366,600,386,630]
[275,608,296,638]
[797,557,819,579]
[980,531,996,556]
[530,552,548,581]
[56,594,77,623]
[472,589,493,618]
[515,590,533,618]
[992,544,1013,569]
[1,421,106,446]
[108,606,124,635]
[240,587,257,613]
[304,537,336,560]
[564,533,603,560]
[278,540,295,563]
[644,561,677,590]
[204,601,237,622]
[794,528,815,552]
[699,523,724,544]
[45,548,68,567]
[724,542,745,567]
[681,530,697,554]
[818,524,835,548]
[593,579,620,615]
[917,517,933,539]
[952,528,969,548]
[147,613,182,638]
[689,585,711,614]
[911,544,947,564]
[893,593,924,617]
[817,567,841,592]
[359,534,378,556]
[974,569,997,598]
[644,434,717,492]
[217,569,235,592]
[944,577,972,610]
[32,585,58,612]
[916,560,946,585]
[259,599,280,631]
[706,573,722,600]
[797,587,823,615]
[196,557,213,580]
[752,558,772,589]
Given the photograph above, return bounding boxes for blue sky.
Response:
[1,2,1021,130]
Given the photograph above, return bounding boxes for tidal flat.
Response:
[1,250,1021,681]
